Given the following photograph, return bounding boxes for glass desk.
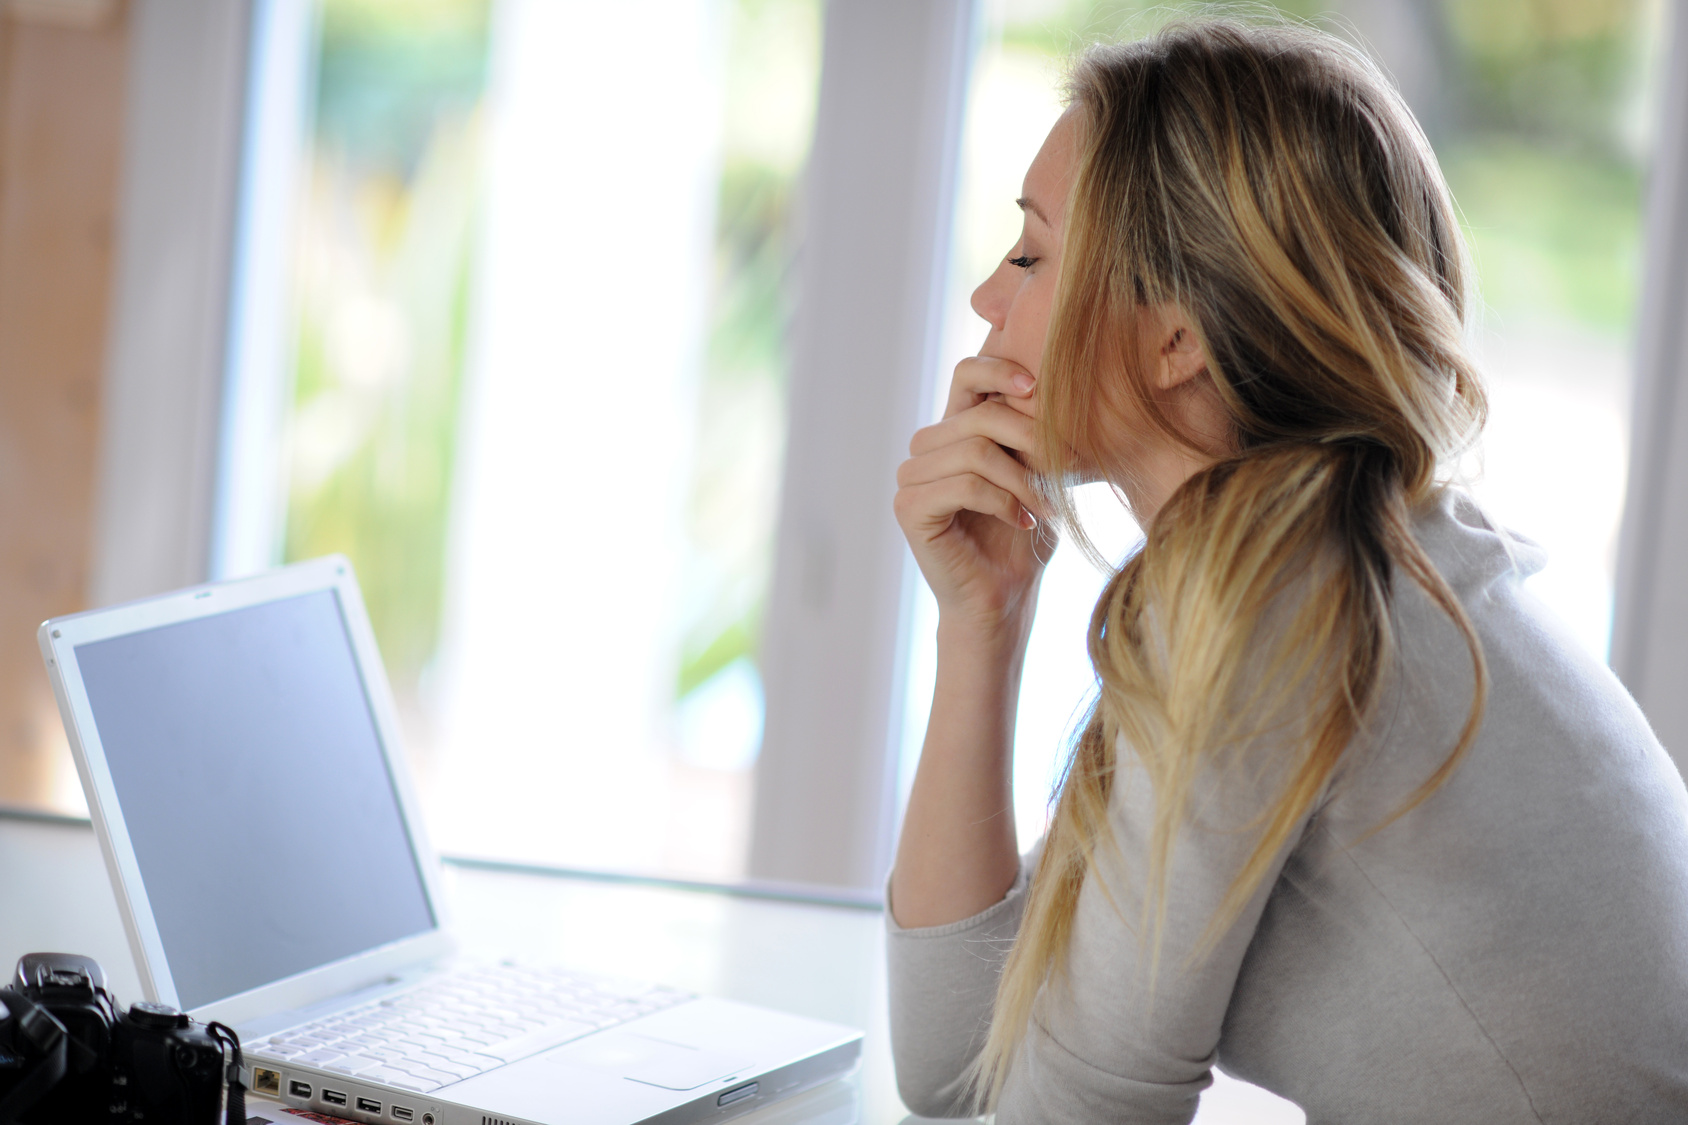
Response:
[0,810,1301,1124]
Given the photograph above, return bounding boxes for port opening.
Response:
[391,1108,414,1122]
[717,1080,760,1108]
[289,1080,313,1099]
[421,1114,435,1125]
[253,1068,281,1096]
[357,1097,382,1114]
[322,1089,348,1107]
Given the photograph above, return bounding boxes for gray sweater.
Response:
[887,490,1688,1123]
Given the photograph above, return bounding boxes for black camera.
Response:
[0,953,244,1125]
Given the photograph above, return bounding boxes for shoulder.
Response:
[1339,487,1675,829]
[1405,487,1544,608]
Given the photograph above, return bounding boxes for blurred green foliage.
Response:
[673,0,820,706]
[996,0,1657,333]
[1446,0,1645,151]
[1444,142,1643,331]
[282,0,818,716]
[705,161,797,395]
[671,162,795,702]
[1436,0,1653,331]
[282,0,490,697]
[1000,0,1334,53]
[314,0,491,178]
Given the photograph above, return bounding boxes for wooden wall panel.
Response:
[0,4,129,807]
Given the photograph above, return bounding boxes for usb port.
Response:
[289,1080,312,1099]
[357,1097,382,1114]
[391,1108,414,1122]
[322,1089,348,1107]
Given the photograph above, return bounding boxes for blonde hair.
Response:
[972,17,1488,1108]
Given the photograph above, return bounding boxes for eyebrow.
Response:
[1016,196,1052,227]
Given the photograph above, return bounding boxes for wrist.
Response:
[933,613,1034,700]
[935,601,1037,658]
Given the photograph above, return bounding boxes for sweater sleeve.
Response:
[885,844,1041,1118]
[993,749,1313,1125]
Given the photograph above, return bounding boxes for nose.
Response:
[971,262,1011,332]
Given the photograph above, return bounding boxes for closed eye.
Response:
[1007,255,1037,269]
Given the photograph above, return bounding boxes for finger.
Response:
[944,355,1036,419]
[910,399,1036,458]
[897,436,1042,516]
[984,389,1038,421]
[895,473,1037,535]
[945,357,1035,417]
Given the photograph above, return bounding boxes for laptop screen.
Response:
[74,589,437,1011]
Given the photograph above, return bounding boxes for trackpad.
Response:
[566,1030,751,1091]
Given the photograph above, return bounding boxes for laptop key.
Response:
[426,1060,478,1081]
[422,1047,501,1073]
[391,1055,453,1075]
[405,1066,465,1088]
[321,1057,379,1077]
[296,1049,347,1066]
[480,1019,599,1064]
[363,1067,435,1093]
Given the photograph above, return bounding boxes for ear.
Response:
[1150,307,1207,391]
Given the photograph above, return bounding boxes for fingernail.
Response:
[1011,373,1035,394]
[1020,509,1037,529]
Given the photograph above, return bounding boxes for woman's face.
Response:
[969,107,1231,519]
[970,108,1080,377]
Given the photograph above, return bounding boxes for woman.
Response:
[889,18,1688,1124]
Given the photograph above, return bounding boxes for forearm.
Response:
[890,617,1032,928]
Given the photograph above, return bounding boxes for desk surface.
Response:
[0,812,1301,1124]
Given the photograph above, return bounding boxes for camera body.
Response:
[0,954,224,1125]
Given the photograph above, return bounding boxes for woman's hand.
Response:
[894,355,1054,639]
[890,355,1051,929]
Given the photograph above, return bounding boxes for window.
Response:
[227,0,822,881]
[428,0,820,878]
[1438,0,1663,656]
[208,0,1665,890]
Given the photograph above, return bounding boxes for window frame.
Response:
[92,0,252,607]
[746,0,980,891]
[1613,3,1688,776]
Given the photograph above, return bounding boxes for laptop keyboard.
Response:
[255,963,692,1093]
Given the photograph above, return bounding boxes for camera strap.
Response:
[207,1021,245,1125]
[0,990,68,1125]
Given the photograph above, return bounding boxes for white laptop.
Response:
[37,556,861,1125]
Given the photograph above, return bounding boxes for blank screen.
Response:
[75,589,436,1010]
